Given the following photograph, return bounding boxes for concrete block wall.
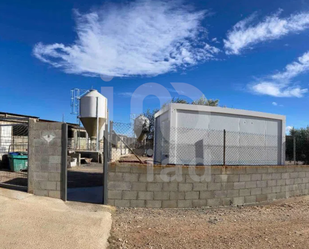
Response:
[108,163,309,208]
[28,120,66,199]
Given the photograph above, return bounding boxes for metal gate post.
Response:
[223,129,226,166]
[103,123,109,204]
[61,123,68,201]
[293,135,296,165]
[109,121,113,161]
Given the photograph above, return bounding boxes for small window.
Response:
[13,125,28,136]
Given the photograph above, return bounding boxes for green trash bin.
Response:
[8,154,28,172]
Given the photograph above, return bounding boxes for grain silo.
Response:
[79,90,107,150]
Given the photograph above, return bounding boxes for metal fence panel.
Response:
[0,118,29,190]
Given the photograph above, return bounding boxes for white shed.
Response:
[154,103,286,166]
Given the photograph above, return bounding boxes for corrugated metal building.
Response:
[154,104,286,166]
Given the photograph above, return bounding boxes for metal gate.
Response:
[0,117,29,191]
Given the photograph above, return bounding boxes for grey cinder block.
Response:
[256,181,267,188]
[108,199,115,206]
[233,196,244,206]
[115,200,130,207]
[251,188,262,195]
[162,200,177,208]
[214,190,227,198]
[48,191,61,199]
[200,191,214,199]
[108,182,131,191]
[123,191,137,200]
[154,192,169,200]
[245,181,257,189]
[286,179,295,185]
[163,182,178,191]
[267,193,277,201]
[169,191,185,200]
[49,156,61,164]
[256,194,267,202]
[245,196,256,204]
[34,172,48,181]
[239,174,251,182]
[227,175,240,182]
[215,175,228,182]
[207,198,221,207]
[262,174,272,180]
[48,173,61,182]
[185,192,199,200]
[227,190,240,198]
[271,173,281,180]
[33,189,48,197]
[147,183,163,191]
[234,182,245,189]
[179,183,193,191]
[246,167,257,174]
[115,166,131,173]
[138,192,153,200]
[267,180,277,187]
[192,183,207,191]
[207,183,221,191]
[130,200,145,207]
[146,200,162,208]
[272,186,281,193]
[251,174,262,181]
[131,182,147,191]
[109,172,123,181]
[45,181,57,190]
[178,200,192,208]
[276,179,286,186]
[192,200,207,207]
[123,173,139,182]
[239,189,250,196]
[108,190,122,199]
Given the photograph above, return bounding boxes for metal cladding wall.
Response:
[154,104,286,166]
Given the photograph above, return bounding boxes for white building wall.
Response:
[154,104,286,166]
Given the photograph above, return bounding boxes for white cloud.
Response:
[251,82,307,97]
[224,10,309,55]
[272,102,278,106]
[271,51,309,81]
[211,37,220,43]
[33,0,219,77]
[249,51,309,97]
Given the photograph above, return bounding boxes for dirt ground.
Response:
[68,163,103,188]
[109,196,309,249]
[118,154,153,164]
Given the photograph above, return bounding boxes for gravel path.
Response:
[109,196,309,248]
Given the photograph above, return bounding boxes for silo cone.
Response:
[79,90,108,144]
[79,117,106,140]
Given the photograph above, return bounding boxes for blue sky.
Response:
[1,0,309,131]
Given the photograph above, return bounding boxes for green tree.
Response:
[192,95,219,106]
[162,97,189,108]
[286,127,309,164]
[143,108,159,140]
